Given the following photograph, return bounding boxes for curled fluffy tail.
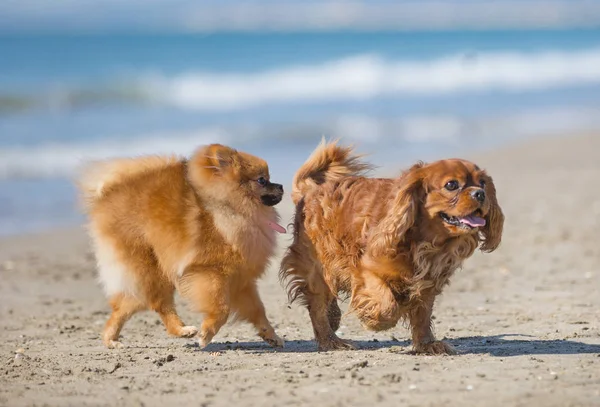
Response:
[78,155,180,207]
[292,139,373,204]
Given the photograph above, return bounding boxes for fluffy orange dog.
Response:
[80,144,286,349]
[281,141,504,354]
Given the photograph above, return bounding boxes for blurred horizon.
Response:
[1,0,600,34]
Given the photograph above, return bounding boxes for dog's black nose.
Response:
[273,183,283,192]
[471,189,486,203]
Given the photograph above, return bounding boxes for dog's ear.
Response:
[202,144,237,173]
[479,174,504,252]
[368,163,424,258]
[188,144,241,186]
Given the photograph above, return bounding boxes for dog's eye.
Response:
[257,177,267,186]
[480,179,486,188]
[445,180,459,191]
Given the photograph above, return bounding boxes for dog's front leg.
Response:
[409,293,456,355]
[232,283,284,348]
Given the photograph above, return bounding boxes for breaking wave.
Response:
[2,48,600,113]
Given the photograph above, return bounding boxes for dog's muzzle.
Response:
[261,182,284,206]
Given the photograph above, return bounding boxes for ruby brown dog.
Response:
[80,144,286,349]
[280,141,504,354]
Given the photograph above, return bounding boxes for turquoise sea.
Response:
[1,30,600,235]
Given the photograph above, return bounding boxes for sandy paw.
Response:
[106,340,125,349]
[414,340,456,355]
[262,333,285,348]
[198,331,215,349]
[317,336,356,351]
[178,325,198,338]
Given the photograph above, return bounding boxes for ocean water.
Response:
[1,30,600,236]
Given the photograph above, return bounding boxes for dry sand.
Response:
[1,134,599,407]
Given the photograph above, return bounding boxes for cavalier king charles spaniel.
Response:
[280,140,504,354]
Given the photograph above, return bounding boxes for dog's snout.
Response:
[471,188,486,203]
[272,183,284,192]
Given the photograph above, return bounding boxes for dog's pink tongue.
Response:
[460,215,486,227]
[268,221,287,234]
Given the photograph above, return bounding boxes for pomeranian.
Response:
[79,144,286,349]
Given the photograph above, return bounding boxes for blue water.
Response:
[3,30,600,83]
[1,29,600,235]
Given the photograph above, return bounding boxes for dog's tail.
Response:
[291,139,373,204]
[78,155,179,207]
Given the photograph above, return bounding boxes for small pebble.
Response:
[109,363,121,374]
[499,267,510,275]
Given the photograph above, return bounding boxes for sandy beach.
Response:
[1,133,599,407]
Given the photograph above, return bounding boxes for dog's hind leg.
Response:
[154,301,198,338]
[92,231,146,348]
[281,229,353,351]
[95,230,197,345]
[103,293,145,349]
[143,279,198,339]
[327,299,342,332]
[306,281,354,351]
[179,266,230,348]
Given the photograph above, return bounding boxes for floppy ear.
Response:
[479,174,504,252]
[368,164,424,258]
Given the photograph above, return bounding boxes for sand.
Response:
[1,133,599,407]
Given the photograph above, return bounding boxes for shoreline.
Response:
[2,129,596,240]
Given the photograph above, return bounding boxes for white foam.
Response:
[155,48,600,110]
[0,128,229,179]
[3,48,600,113]
[2,107,600,180]
[332,108,600,145]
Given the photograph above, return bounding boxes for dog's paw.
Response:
[198,330,215,349]
[177,325,198,338]
[413,340,456,355]
[262,333,285,349]
[106,340,125,349]
[317,336,356,351]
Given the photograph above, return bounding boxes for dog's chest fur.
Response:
[409,236,478,295]
[209,204,278,272]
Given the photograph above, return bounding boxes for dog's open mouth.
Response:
[440,210,486,229]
